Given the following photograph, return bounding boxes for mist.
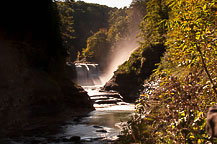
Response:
[98,2,145,85]
[100,36,139,85]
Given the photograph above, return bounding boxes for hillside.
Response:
[117,0,217,143]
[0,1,94,137]
[57,1,114,61]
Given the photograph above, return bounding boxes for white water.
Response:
[73,65,135,142]
[6,65,135,143]
[5,86,134,144]
[65,85,134,141]
[56,85,134,143]
[75,63,102,86]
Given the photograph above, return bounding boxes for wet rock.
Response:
[62,138,70,142]
[95,93,122,99]
[96,129,107,133]
[109,90,118,93]
[93,137,104,140]
[106,94,123,99]
[117,135,122,138]
[31,140,41,144]
[73,117,82,122]
[93,125,103,129]
[95,100,121,104]
[47,138,60,143]
[119,102,127,105]
[69,136,81,142]
[82,137,104,142]
[103,71,142,103]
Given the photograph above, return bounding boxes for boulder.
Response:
[69,136,81,142]
[96,130,107,133]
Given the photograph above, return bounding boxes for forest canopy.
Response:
[56,1,113,61]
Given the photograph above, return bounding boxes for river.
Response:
[1,85,134,144]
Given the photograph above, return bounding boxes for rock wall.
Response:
[104,45,165,102]
[0,1,94,137]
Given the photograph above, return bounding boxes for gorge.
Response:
[0,1,140,143]
[1,0,214,143]
[0,0,94,139]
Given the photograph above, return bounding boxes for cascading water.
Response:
[73,43,139,112]
[5,63,134,144]
[75,63,102,86]
[72,62,135,142]
[6,47,138,144]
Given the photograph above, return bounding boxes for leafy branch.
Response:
[196,44,217,96]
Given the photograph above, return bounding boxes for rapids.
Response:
[3,63,134,144]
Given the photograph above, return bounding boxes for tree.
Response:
[82,29,110,66]
[118,0,217,143]
[57,1,75,62]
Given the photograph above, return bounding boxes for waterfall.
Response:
[75,63,102,86]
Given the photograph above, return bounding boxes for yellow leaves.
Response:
[128,0,217,143]
[197,139,205,144]
[159,95,163,98]
[140,94,148,98]
[202,4,207,11]
[166,0,217,73]
[195,32,201,40]
[189,135,195,139]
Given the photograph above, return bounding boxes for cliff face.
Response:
[0,1,94,137]
[104,45,165,102]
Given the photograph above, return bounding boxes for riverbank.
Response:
[0,1,95,138]
[2,86,134,144]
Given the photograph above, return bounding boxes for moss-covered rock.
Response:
[104,44,165,102]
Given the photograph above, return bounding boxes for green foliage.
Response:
[110,0,168,101]
[72,1,113,60]
[119,0,217,143]
[81,0,151,71]
[118,48,142,74]
[56,1,75,61]
[139,0,169,46]
[118,0,169,74]
[82,29,110,64]
[107,9,129,44]
[81,4,145,67]
[56,1,113,61]
[166,0,217,95]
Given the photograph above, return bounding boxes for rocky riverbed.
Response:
[2,86,134,144]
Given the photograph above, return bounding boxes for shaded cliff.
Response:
[0,1,94,137]
[104,0,169,102]
[104,44,165,102]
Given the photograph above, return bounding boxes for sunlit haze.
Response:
[100,39,139,85]
[75,0,132,8]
